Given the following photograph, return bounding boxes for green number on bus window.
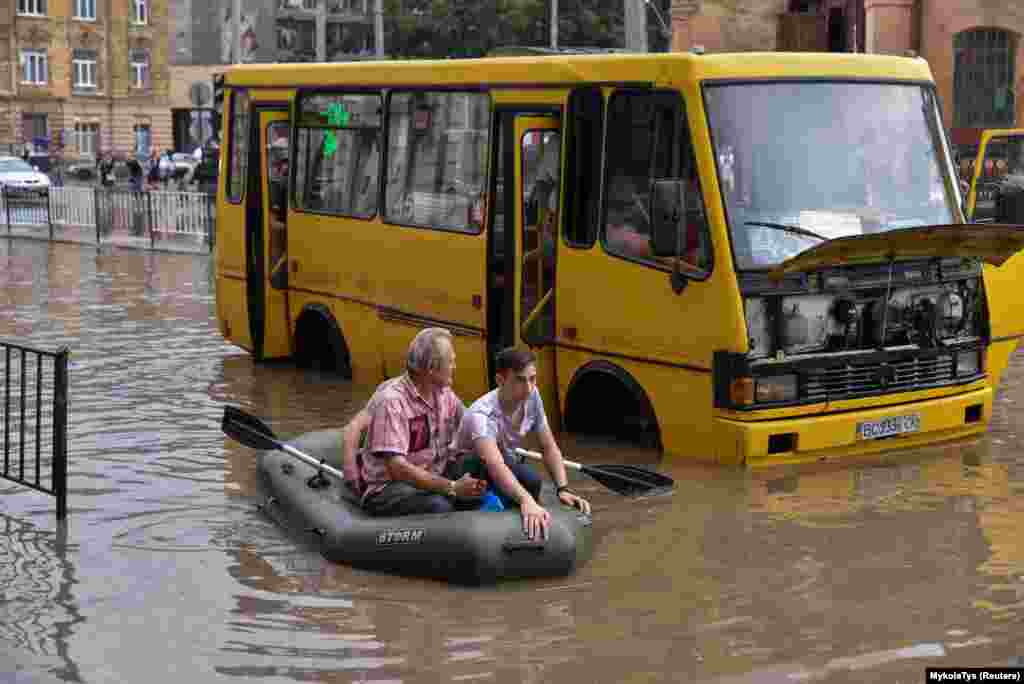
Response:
[322,103,351,158]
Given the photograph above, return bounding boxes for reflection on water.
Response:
[1,238,1023,682]
[0,514,83,682]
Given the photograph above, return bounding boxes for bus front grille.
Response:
[804,354,956,400]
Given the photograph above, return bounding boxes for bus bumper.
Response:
[716,387,993,467]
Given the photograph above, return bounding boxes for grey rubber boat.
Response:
[256,429,594,585]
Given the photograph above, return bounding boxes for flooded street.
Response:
[1,237,1022,683]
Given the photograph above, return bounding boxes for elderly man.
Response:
[346,328,486,516]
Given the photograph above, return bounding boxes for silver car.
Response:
[0,156,51,196]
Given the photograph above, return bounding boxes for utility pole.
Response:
[625,0,648,52]
[232,0,242,63]
[316,0,327,61]
[375,0,385,57]
[550,0,558,49]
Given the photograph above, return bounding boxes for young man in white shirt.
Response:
[452,347,591,540]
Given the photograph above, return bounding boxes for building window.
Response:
[134,124,151,159]
[21,50,48,85]
[73,53,98,89]
[328,0,365,14]
[130,50,150,89]
[954,28,1016,128]
[76,123,100,158]
[17,0,47,16]
[23,114,48,154]
[132,0,147,24]
[74,0,96,20]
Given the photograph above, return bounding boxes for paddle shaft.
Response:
[515,447,583,472]
[515,447,672,494]
[231,419,347,483]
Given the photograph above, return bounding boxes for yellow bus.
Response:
[214,51,1024,466]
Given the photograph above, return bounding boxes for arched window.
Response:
[954,28,1017,128]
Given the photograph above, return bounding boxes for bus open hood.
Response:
[768,223,1024,278]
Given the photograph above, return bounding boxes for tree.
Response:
[383,0,630,59]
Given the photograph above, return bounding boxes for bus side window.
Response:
[384,91,491,232]
[226,89,250,204]
[564,87,603,248]
[602,91,675,263]
[602,90,712,275]
[292,92,382,219]
[681,126,712,273]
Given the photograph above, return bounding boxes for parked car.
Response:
[65,160,97,181]
[0,155,51,197]
[171,153,198,180]
[64,158,136,184]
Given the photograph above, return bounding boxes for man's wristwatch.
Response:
[556,484,572,496]
[445,480,457,499]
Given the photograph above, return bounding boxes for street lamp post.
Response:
[626,0,647,52]
[375,0,385,57]
[550,0,558,49]
[232,0,242,64]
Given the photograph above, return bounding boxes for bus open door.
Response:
[258,110,292,359]
[237,106,292,361]
[487,110,561,423]
[966,129,1024,384]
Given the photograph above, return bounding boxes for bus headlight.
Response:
[755,374,798,403]
[956,349,982,377]
[730,377,755,406]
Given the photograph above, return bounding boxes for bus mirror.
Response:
[650,179,686,257]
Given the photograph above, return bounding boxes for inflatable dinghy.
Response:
[256,429,593,585]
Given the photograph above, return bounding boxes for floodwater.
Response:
[0,237,1022,684]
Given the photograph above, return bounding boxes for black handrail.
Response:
[1,342,70,520]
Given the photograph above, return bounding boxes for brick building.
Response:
[0,0,172,165]
[670,0,1024,145]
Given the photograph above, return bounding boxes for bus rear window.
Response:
[385,91,491,233]
[227,89,250,204]
[293,92,382,219]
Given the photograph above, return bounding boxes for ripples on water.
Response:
[0,239,1022,683]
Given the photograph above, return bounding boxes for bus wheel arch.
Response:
[563,361,661,450]
[293,303,352,378]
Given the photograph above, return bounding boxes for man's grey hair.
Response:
[406,327,453,375]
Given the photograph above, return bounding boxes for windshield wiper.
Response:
[745,221,828,242]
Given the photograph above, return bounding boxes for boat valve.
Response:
[307,471,331,490]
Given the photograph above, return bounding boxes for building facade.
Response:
[1,0,172,164]
[171,0,376,66]
[168,0,377,154]
[670,0,1024,144]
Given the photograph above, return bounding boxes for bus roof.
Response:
[223,51,935,90]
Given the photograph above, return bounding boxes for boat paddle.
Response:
[221,405,345,483]
[515,447,673,496]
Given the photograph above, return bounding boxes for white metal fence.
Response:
[0,186,215,252]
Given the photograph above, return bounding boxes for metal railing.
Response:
[1,342,69,520]
[2,185,215,253]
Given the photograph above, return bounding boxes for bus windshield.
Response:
[704,81,957,270]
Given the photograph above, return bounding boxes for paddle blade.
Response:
[580,463,674,496]
[222,406,283,451]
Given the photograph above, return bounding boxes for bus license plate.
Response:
[857,414,921,440]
